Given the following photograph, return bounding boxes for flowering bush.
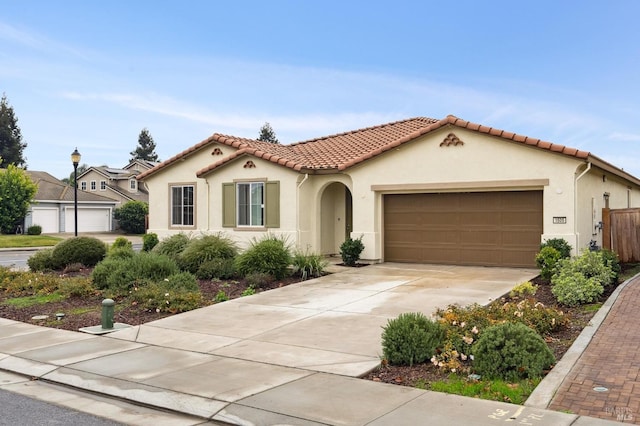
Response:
[432,300,566,373]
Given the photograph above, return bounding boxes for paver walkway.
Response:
[549,276,640,423]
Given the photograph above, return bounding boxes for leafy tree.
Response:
[257,122,279,144]
[0,94,27,168]
[130,128,159,162]
[0,164,37,233]
[114,200,148,234]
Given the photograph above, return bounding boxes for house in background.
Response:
[76,159,157,206]
[24,171,117,233]
[137,115,640,268]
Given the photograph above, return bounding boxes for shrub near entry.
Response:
[235,235,291,280]
[340,236,364,266]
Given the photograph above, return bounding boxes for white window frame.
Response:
[237,182,264,227]
[100,180,106,191]
[90,180,96,191]
[80,181,87,191]
[129,178,137,191]
[170,185,194,227]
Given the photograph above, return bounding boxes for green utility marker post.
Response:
[101,298,115,330]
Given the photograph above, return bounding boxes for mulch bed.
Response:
[365,273,621,387]
[0,268,300,332]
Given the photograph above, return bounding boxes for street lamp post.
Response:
[71,148,81,237]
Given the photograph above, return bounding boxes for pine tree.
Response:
[130,128,159,162]
[0,94,27,168]
[257,122,279,144]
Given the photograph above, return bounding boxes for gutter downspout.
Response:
[296,173,309,248]
[574,162,592,252]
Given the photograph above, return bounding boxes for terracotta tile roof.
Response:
[139,115,637,184]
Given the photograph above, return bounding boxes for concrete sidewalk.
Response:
[0,264,622,425]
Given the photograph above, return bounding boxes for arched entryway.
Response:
[320,182,353,255]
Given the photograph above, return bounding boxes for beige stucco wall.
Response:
[343,126,583,261]
[201,156,300,250]
[144,143,236,238]
[576,166,640,252]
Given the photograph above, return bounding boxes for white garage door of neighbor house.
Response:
[65,208,111,233]
[31,208,59,233]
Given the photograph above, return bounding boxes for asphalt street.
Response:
[0,388,122,426]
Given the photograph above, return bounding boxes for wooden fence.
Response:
[603,208,640,262]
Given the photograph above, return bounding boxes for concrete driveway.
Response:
[107,263,538,378]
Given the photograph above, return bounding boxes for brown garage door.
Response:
[384,191,542,267]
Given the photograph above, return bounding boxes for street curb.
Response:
[525,272,640,409]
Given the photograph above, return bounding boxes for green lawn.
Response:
[0,235,62,248]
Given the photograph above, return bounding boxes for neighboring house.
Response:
[24,171,117,233]
[137,115,640,267]
[76,159,157,206]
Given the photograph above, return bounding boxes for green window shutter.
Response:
[222,182,236,227]
[265,181,280,228]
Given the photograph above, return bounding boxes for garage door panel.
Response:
[384,191,542,267]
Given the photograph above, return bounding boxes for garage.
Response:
[64,207,112,233]
[31,208,59,234]
[383,191,543,267]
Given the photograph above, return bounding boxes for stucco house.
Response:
[25,171,117,233]
[76,159,157,206]
[137,115,640,268]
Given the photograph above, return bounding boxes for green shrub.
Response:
[573,250,616,287]
[27,225,42,235]
[551,271,603,306]
[292,249,328,280]
[235,235,291,280]
[598,249,620,285]
[382,312,445,366]
[111,237,132,250]
[51,237,107,269]
[241,286,256,297]
[540,238,572,259]
[130,281,202,313]
[196,258,236,280]
[509,281,537,298]
[245,272,273,289]
[152,233,190,261]
[142,233,159,252]
[473,322,555,381]
[91,252,179,295]
[106,246,136,260]
[27,248,55,272]
[340,235,364,266]
[114,201,148,234]
[179,234,238,274]
[535,246,562,281]
[163,272,199,292]
[214,290,229,303]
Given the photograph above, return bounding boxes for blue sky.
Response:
[2,1,640,179]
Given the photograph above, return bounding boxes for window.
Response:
[223,181,279,228]
[171,185,194,226]
[237,182,264,226]
[80,181,87,191]
[100,181,106,191]
[129,179,137,191]
[90,181,96,191]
